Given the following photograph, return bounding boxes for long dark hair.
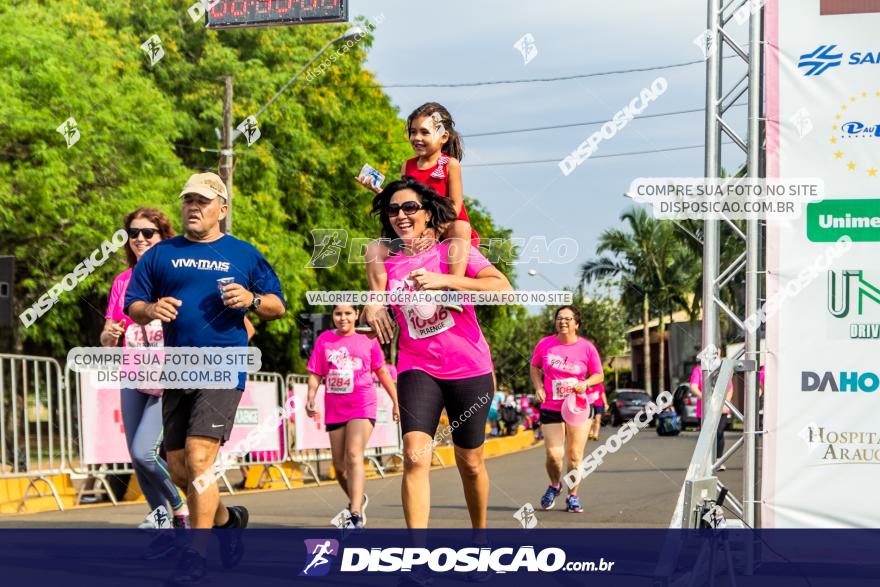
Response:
[123,207,175,268]
[371,177,456,241]
[406,102,464,161]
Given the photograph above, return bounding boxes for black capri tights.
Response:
[397,370,494,449]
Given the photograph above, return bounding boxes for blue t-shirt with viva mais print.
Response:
[124,235,285,388]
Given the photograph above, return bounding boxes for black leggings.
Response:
[398,370,494,449]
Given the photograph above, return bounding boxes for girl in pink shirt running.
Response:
[306,304,399,529]
[369,177,512,529]
[530,306,604,513]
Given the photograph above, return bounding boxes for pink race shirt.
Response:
[531,336,602,412]
[106,268,164,349]
[307,330,385,425]
[689,365,733,419]
[385,241,494,379]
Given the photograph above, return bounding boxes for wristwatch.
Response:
[249,294,262,311]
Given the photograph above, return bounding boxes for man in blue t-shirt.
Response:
[125,172,285,576]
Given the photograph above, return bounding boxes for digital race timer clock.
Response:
[205,0,348,30]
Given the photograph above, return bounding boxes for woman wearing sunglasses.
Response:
[369,177,511,529]
[530,306,604,514]
[101,208,190,543]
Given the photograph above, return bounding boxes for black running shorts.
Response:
[162,388,243,451]
[397,370,493,449]
[540,405,595,425]
[325,418,376,432]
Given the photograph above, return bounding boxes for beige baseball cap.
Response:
[179,172,228,201]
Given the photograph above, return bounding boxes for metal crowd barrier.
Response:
[0,354,68,512]
[285,373,325,486]
[1,351,413,513]
[285,374,406,483]
[63,365,134,506]
[217,372,292,494]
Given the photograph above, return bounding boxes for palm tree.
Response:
[580,208,697,395]
[651,224,699,390]
[580,208,660,396]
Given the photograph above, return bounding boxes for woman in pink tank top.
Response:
[369,176,512,529]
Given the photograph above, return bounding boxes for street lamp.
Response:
[253,26,366,121]
[527,269,562,290]
[221,26,367,233]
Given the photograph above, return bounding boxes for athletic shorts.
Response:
[325,418,376,433]
[593,404,606,415]
[540,405,595,425]
[162,388,243,451]
[398,370,493,449]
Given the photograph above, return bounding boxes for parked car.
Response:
[608,389,652,426]
[672,383,700,429]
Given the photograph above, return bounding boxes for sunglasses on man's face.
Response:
[385,201,424,216]
[127,228,160,239]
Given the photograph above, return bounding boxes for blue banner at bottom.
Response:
[1,529,879,586]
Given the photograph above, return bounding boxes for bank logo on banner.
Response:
[300,539,339,577]
[827,269,880,338]
[798,44,880,76]
[798,44,843,75]
[827,89,880,178]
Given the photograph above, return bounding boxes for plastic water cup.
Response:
[217,277,235,296]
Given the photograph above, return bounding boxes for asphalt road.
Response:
[0,427,743,529]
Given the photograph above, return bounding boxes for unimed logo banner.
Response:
[821,0,880,15]
[763,0,880,527]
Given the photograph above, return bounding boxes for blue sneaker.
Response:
[540,483,562,510]
[566,494,583,513]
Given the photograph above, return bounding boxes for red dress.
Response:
[404,155,479,245]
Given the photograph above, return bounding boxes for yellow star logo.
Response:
[831,137,837,144]
[851,96,857,102]
[842,105,848,110]
[835,114,841,120]
[848,162,856,171]
[862,92,868,97]
[876,91,880,97]
[835,151,844,159]
[832,125,838,130]
[869,168,878,177]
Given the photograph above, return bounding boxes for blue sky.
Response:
[350,0,751,295]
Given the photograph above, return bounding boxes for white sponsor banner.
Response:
[219,380,281,456]
[79,374,131,465]
[764,0,880,527]
[292,383,400,451]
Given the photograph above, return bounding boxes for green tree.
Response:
[0,2,519,379]
[579,208,659,395]
[0,0,188,355]
[580,208,698,394]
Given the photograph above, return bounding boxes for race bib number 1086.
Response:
[404,306,455,340]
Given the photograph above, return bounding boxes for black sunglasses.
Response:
[385,201,424,216]
[127,228,160,239]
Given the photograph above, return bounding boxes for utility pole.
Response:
[220,76,233,234]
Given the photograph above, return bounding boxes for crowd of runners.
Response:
[100,102,616,585]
